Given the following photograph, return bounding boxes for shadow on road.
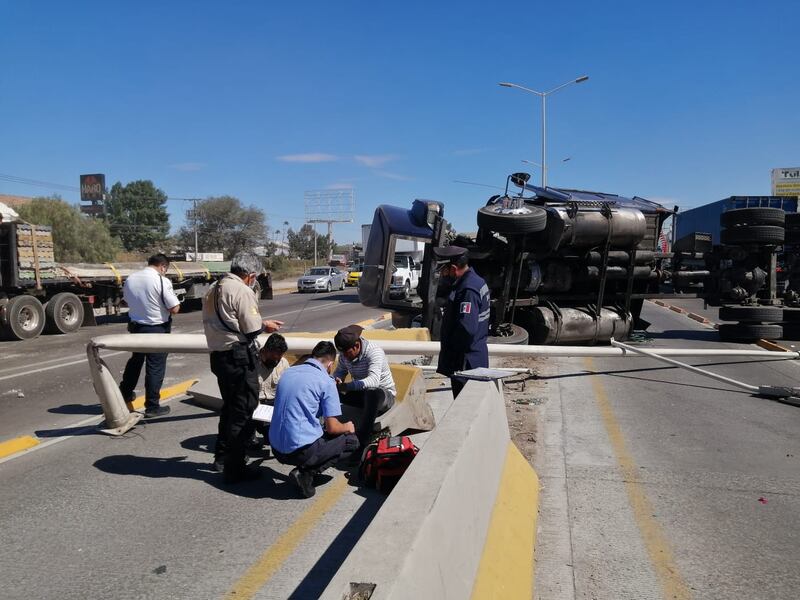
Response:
[288,488,385,599]
[647,329,723,343]
[48,403,103,415]
[93,454,300,499]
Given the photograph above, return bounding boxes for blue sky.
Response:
[1,1,797,244]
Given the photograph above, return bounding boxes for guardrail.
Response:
[319,379,539,600]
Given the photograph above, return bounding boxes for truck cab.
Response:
[389,254,421,299]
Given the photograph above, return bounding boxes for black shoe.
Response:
[144,405,171,418]
[289,468,316,498]
[212,459,225,473]
[224,465,261,484]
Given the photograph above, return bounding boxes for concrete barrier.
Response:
[319,379,539,600]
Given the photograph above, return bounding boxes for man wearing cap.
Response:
[203,252,283,483]
[333,324,396,446]
[434,245,490,397]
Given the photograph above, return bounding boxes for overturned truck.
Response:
[359,173,674,345]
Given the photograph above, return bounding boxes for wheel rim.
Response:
[61,302,79,326]
[18,306,40,331]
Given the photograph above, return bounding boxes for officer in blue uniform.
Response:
[434,246,490,397]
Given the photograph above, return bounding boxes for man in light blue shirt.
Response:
[270,341,359,498]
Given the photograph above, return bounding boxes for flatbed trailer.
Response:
[0,222,272,340]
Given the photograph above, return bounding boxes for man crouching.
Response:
[269,341,360,498]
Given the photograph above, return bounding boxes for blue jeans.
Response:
[119,321,170,410]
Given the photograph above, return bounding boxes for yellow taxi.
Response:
[346,262,363,287]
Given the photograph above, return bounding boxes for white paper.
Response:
[251,404,274,423]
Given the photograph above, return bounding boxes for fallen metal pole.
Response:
[419,365,533,375]
[89,333,800,360]
[610,338,800,399]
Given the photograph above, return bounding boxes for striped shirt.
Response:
[333,337,396,402]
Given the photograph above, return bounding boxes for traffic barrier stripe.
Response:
[471,442,539,599]
[129,379,198,411]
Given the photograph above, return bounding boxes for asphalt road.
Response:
[0,289,385,444]
[534,299,800,600]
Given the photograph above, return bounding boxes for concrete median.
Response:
[319,379,539,600]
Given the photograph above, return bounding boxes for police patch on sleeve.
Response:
[460,302,472,314]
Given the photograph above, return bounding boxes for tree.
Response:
[105,180,170,252]
[16,196,121,262]
[287,224,333,260]
[176,195,266,259]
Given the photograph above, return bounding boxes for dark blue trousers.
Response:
[119,322,170,410]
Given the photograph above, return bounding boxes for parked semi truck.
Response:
[359,172,675,345]
[0,221,272,341]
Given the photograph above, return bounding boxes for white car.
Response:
[297,267,346,293]
[389,254,421,299]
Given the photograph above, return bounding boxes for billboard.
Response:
[771,168,800,197]
[80,174,105,202]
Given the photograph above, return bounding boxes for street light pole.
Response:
[499,75,588,188]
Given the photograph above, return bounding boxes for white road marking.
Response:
[0,300,349,381]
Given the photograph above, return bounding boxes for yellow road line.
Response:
[471,442,539,599]
[584,357,691,600]
[0,435,40,459]
[130,379,198,410]
[224,475,349,599]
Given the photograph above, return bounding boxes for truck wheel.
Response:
[488,324,529,345]
[1,295,45,340]
[477,204,547,234]
[720,225,784,246]
[44,292,85,334]
[718,323,782,342]
[718,305,782,323]
[403,280,411,300]
[720,208,785,228]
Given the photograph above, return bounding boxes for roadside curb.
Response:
[0,378,197,462]
[356,312,392,329]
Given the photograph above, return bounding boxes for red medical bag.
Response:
[359,435,419,494]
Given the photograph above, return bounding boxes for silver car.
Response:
[296,267,346,293]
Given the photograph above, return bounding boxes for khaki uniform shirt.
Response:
[258,356,289,402]
[202,273,263,351]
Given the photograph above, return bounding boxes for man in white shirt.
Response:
[119,253,181,417]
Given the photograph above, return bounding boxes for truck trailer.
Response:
[0,221,272,341]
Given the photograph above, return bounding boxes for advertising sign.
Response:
[771,168,800,196]
[80,174,106,202]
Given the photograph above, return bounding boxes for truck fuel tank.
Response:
[529,305,633,345]
[543,205,647,251]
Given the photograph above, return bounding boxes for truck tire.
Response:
[720,208,785,228]
[718,323,782,342]
[43,292,85,334]
[488,324,529,345]
[718,305,783,323]
[0,295,45,340]
[720,225,784,246]
[477,204,547,234]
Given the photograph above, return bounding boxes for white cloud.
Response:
[354,154,399,168]
[453,148,490,157]
[277,153,339,163]
[374,170,411,181]
[169,162,206,172]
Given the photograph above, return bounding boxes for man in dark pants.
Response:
[333,324,396,447]
[270,341,359,498]
[202,252,283,483]
[119,253,181,417]
[434,246,490,398]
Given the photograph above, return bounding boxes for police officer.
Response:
[202,252,283,483]
[434,246,490,397]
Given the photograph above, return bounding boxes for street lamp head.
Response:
[575,75,589,83]
[498,82,514,88]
